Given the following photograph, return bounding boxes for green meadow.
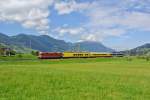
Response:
[0,56,150,100]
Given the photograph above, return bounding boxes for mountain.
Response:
[0,33,34,53]
[73,41,114,52]
[0,33,113,53]
[11,34,70,52]
[122,43,150,56]
[0,33,13,45]
[137,43,150,48]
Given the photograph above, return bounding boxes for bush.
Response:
[145,56,150,61]
[31,51,39,56]
[17,54,23,58]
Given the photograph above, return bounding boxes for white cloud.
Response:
[53,1,128,41]
[119,12,150,31]
[81,34,97,41]
[54,27,84,36]
[54,1,90,15]
[54,0,150,42]
[0,0,53,34]
[80,0,150,41]
[1,0,150,43]
[80,28,126,41]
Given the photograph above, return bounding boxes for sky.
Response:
[0,0,150,50]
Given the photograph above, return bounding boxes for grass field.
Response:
[0,57,150,100]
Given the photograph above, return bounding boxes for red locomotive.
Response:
[38,52,62,59]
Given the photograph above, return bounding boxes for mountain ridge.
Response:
[0,33,113,53]
[121,43,150,56]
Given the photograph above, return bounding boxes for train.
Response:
[38,52,124,59]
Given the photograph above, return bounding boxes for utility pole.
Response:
[29,40,32,49]
[77,43,80,52]
[74,43,80,52]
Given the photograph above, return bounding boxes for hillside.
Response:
[0,33,113,53]
[73,41,114,52]
[123,43,150,56]
[11,34,70,52]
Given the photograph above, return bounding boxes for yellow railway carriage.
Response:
[63,52,112,58]
[63,52,90,58]
[90,52,112,57]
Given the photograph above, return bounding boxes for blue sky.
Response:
[0,0,150,50]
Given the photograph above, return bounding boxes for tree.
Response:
[31,51,39,56]
[6,50,16,56]
[145,55,150,61]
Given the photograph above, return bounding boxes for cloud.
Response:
[54,0,150,42]
[54,27,84,36]
[54,1,90,15]
[1,0,150,43]
[87,2,150,31]
[53,1,129,41]
[80,28,126,41]
[73,0,150,41]
[81,34,97,42]
[0,0,53,34]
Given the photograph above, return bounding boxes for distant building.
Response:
[0,48,12,56]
